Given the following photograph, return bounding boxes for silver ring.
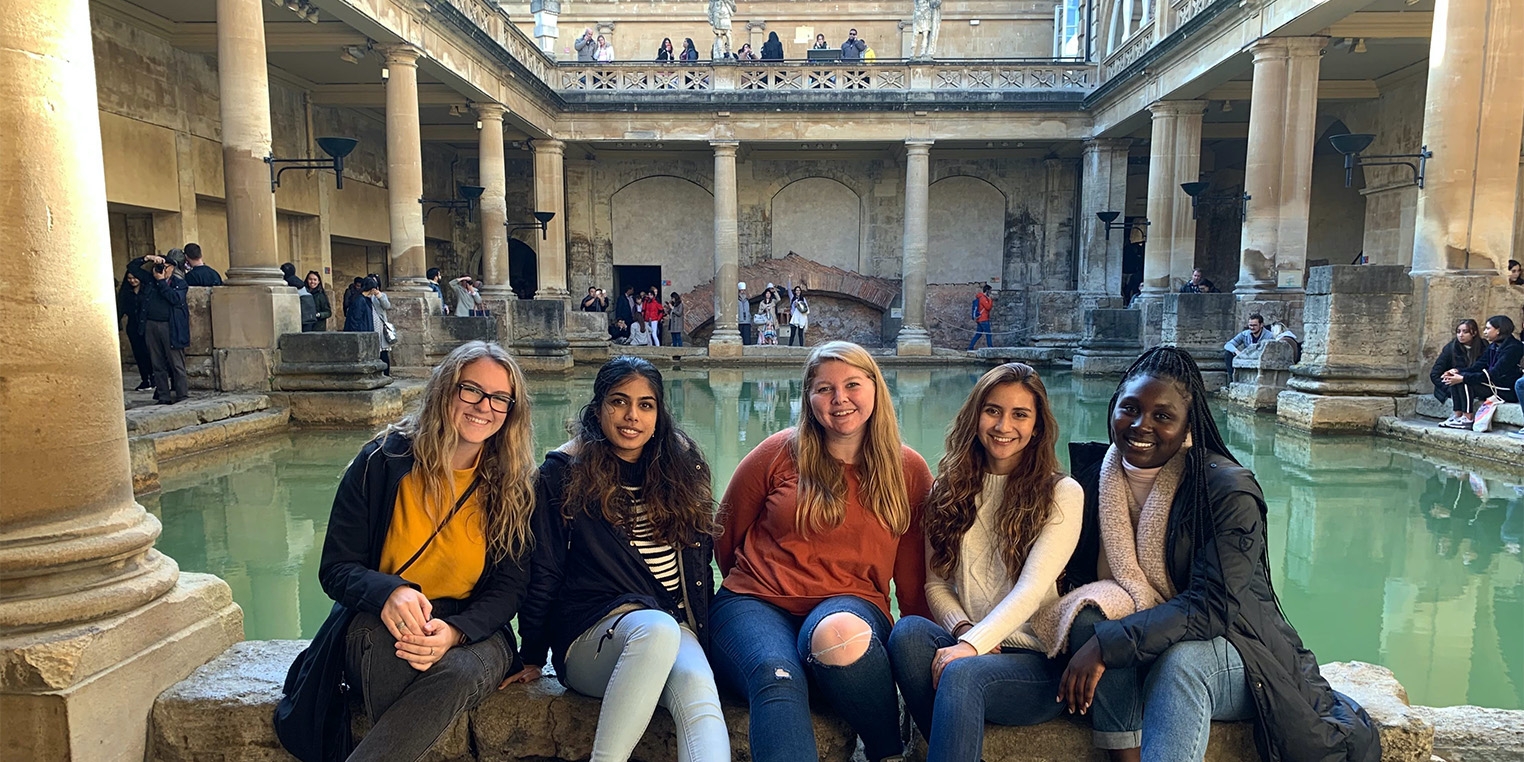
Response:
[429,646,435,656]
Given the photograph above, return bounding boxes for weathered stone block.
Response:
[1318,662,1434,762]
[1222,339,1297,412]
[277,331,380,365]
[1412,704,1524,762]
[1306,264,1413,295]
[1029,290,1084,345]
[1081,308,1141,349]
[215,347,275,392]
[278,386,409,426]
[1163,292,1237,367]
[1276,390,1398,432]
[1288,265,1416,399]
[508,299,572,370]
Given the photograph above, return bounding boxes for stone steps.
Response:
[128,396,291,494]
[126,394,272,437]
[1375,416,1524,473]
[150,641,1435,762]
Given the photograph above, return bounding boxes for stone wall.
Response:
[1321,71,1428,268]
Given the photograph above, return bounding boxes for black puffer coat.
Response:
[1061,442,1381,762]
[517,450,714,682]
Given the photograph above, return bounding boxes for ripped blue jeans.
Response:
[708,589,901,762]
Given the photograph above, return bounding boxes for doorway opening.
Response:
[508,239,538,299]
[614,265,663,303]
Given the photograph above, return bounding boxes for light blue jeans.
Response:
[1075,609,1255,761]
[563,608,730,762]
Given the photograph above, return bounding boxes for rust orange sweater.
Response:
[717,429,933,621]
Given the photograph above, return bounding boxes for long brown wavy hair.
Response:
[926,363,1064,579]
[791,341,910,536]
[379,341,537,561]
[563,356,716,545]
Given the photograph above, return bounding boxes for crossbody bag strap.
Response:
[395,477,482,578]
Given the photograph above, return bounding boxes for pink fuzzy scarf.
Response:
[1032,444,1184,657]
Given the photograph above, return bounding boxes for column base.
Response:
[1275,390,1404,433]
[708,328,743,358]
[534,287,572,301]
[209,285,302,392]
[565,308,610,364]
[508,300,572,371]
[1131,292,1166,349]
[0,572,243,762]
[384,295,441,372]
[895,326,933,356]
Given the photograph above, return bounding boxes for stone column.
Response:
[896,139,934,356]
[476,104,510,296]
[530,0,561,55]
[0,1,240,756]
[383,44,429,293]
[1141,100,1206,296]
[1236,37,1324,294]
[208,0,302,390]
[531,138,570,300]
[709,141,743,357]
[1412,0,1524,276]
[1078,138,1131,306]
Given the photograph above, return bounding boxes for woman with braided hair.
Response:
[1034,346,1380,762]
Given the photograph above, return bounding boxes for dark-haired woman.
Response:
[1430,319,1483,427]
[1035,347,1379,762]
[513,356,728,762]
[761,31,784,60]
[888,363,1082,762]
[118,271,154,390]
[275,341,538,762]
[680,38,700,61]
[1440,315,1523,427]
[301,271,331,332]
[712,341,932,762]
[656,37,676,61]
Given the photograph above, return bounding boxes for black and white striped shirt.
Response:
[621,483,680,592]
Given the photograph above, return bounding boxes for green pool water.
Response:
[148,368,1524,710]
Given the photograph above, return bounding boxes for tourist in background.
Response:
[667,293,686,347]
[364,276,394,376]
[656,37,677,61]
[761,31,784,60]
[774,286,790,339]
[512,356,727,762]
[181,243,223,287]
[734,43,759,60]
[889,363,1082,762]
[576,28,597,61]
[117,270,154,391]
[280,262,304,290]
[274,341,536,762]
[840,29,867,60]
[1222,313,1267,382]
[680,38,700,61]
[595,35,615,62]
[616,285,639,328]
[759,287,780,342]
[582,286,603,312]
[738,284,753,345]
[1509,259,1522,286]
[1179,268,1217,294]
[1431,319,1485,428]
[1440,315,1523,426]
[711,341,933,762]
[812,33,829,50]
[299,271,331,332]
[642,290,665,346]
[128,249,190,405]
[452,276,486,318]
[968,284,994,350]
[628,318,654,347]
[343,277,366,329]
[788,286,810,347]
[1039,347,1380,762]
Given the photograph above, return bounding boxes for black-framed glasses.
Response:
[457,383,515,414]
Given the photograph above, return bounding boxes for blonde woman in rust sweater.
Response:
[887,363,1083,762]
[713,341,933,762]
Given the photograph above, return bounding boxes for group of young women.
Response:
[276,339,1381,762]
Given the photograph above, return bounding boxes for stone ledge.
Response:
[1374,416,1524,474]
[1412,705,1524,762]
[146,408,291,463]
[151,643,1434,762]
[126,394,272,436]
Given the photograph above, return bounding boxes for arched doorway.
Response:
[509,239,538,299]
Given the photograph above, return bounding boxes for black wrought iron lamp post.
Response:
[266,136,358,191]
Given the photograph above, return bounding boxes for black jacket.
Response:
[275,433,530,762]
[517,450,714,683]
[1458,335,1523,399]
[1061,442,1380,762]
[761,35,784,60]
[183,264,223,286]
[1430,338,1484,400]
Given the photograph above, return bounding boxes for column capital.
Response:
[529,0,561,13]
[381,44,421,67]
[1248,36,1325,62]
[530,137,566,156]
[1148,99,1208,119]
[711,140,740,155]
[475,102,507,122]
[905,139,934,155]
[1083,137,1132,154]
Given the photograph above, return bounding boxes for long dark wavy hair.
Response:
[563,356,716,545]
[926,363,1065,579]
[1110,347,1240,574]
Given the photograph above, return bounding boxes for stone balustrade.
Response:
[151,640,1441,762]
[555,60,1097,95]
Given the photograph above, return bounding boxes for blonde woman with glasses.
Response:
[276,340,537,762]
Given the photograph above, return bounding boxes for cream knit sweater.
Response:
[925,473,1084,654]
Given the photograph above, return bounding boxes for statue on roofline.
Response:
[913,0,942,59]
[709,0,736,59]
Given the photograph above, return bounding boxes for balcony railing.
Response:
[554,60,1097,94]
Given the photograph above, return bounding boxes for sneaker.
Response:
[1439,415,1473,429]
[1508,428,1524,439]
[134,380,153,391]
[1439,413,1461,427]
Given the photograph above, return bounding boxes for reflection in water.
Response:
[150,369,1523,709]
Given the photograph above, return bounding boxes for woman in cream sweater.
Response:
[887,362,1083,762]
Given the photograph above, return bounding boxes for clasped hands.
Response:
[381,586,460,672]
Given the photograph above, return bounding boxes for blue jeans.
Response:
[671,332,684,347]
[888,616,1064,762]
[1070,607,1254,761]
[1513,375,1523,405]
[967,321,992,350]
[708,589,902,762]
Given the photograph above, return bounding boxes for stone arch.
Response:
[770,178,863,273]
[927,175,1005,284]
[611,176,715,297]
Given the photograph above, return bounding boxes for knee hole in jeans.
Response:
[809,612,874,666]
